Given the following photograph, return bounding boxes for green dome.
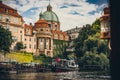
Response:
[43,11,59,22]
[39,4,59,22]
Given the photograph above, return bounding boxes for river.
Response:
[0,71,111,80]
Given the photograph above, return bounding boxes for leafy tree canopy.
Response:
[16,42,25,51]
[0,26,12,53]
[73,19,110,67]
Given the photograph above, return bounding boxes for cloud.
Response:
[3,0,106,31]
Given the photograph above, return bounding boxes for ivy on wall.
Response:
[53,39,68,56]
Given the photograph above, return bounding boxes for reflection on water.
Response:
[0,71,111,80]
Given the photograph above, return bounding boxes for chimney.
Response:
[29,23,32,26]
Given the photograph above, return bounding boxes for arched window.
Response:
[48,24,51,29]
[55,25,57,30]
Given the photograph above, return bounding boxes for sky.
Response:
[3,0,108,31]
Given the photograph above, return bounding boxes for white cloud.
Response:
[3,0,105,31]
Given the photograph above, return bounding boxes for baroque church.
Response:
[0,1,69,57]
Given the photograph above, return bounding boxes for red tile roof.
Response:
[0,1,24,22]
[35,19,48,28]
[24,24,33,29]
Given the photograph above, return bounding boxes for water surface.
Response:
[0,71,111,80]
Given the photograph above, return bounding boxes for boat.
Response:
[51,58,79,72]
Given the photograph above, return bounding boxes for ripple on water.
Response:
[0,71,111,80]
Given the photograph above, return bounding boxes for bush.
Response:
[79,51,109,68]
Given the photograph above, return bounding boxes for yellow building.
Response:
[24,4,69,57]
[0,1,69,57]
[0,1,24,51]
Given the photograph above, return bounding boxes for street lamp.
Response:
[100,6,111,50]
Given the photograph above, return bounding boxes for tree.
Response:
[0,26,12,53]
[74,19,102,58]
[79,52,109,68]
[74,24,95,58]
[16,42,25,51]
[73,19,110,68]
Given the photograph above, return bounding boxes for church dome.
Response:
[43,11,59,22]
[40,4,59,22]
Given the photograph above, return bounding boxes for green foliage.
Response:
[53,39,67,57]
[92,19,100,33]
[83,38,98,52]
[0,26,12,53]
[79,52,109,67]
[74,24,95,57]
[16,42,25,51]
[74,19,110,67]
[33,54,52,64]
[6,52,33,63]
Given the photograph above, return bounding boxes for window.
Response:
[6,16,10,22]
[14,27,18,32]
[29,38,31,41]
[55,25,57,30]
[5,9,8,14]
[20,31,22,33]
[14,18,18,23]
[48,24,51,29]
[40,43,43,50]
[46,39,49,49]
[40,38,42,42]
[40,39,43,50]
[40,29,43,31]
[34,45,36,49]
[13,36,18,42]
[0,14,2,21]
[25,38,26,41]
[72,35,75,39]
[29,44,31,49]
[26,29,30,35]
[6,26,10,30]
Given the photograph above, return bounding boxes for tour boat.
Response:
[51,58,79,72]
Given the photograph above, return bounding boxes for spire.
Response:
[47,0,52,11]
[39,11,44,20]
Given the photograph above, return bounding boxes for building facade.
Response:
[0,1,24,51]
[65,26,81,51]
[0,1,69,57]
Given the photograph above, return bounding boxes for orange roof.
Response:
[0,1,24,21]
[35,19,47,24]
[35,19,48,28]
[0,1,14,10]
[51,30,67,35]
[24,24,33,29]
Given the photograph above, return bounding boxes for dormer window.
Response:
[5,8,8,14]
[26,28,30,35]
[6,16,10,22]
